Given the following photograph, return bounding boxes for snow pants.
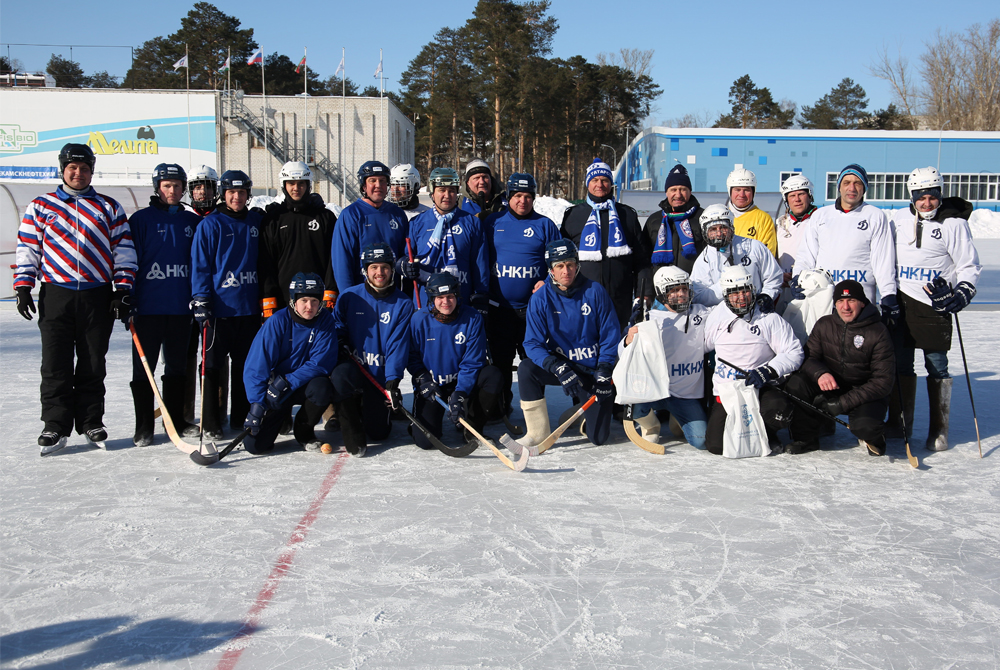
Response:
[411,365,502,449]
[243,376,335,454]
[37,283,114,435]
[517,358,614,445]
[486,304,528,415]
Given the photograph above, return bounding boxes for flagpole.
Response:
[379,48,385,163]
[303,47,308,163]
[341,47,346,206]
[227,47,231,104]
[261,50,270,195]
[185,43,191,169]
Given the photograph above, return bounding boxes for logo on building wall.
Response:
[0,124,38,153]
[87,131,158,156]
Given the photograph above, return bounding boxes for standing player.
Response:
[187,165,219,217]
[775,174,818,291]
[888,167,981,451]
[388,163,429,221]
[460,158,505,222]
[726,168,778,257]
[128,163,201,446]
[14,143,136,453]
[329,243,414,457]
[645,164,706,276]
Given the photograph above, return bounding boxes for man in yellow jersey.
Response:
[727,167,777,257]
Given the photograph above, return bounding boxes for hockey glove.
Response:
[385,379,403,411]
[880,295,900,328]
[544,356,585,399]
[755,293,775,314]
[244,403,265,436]
[261,297,277,319]
[110,289,133,326]
[190,297,211,326]
[447,391,469,426]
[470,293,490,318]
[264,374,290,410]
[413,371,439,401]
[323,290,338,310]
[813,395,842,418]
[743,365,778,389]
[395,256,420,280]
[943,281,976,314]
[594,364,615,401]
[15,287,35,321]
[789,275,806,300]
[925,276,952,312]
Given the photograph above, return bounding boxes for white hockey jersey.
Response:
[775,212,812,274]
[889,207,982,307]
[795,202,897,303]
[704,304,804,397]
[402,202,431,221]
[691,235,783,307]
[617,304,710,399]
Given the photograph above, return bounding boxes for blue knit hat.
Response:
[664,164,691,191]
[586,158,613,186]
[837,164,869,193]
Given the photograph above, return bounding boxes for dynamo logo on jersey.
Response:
[185,226,194,238]
[750,325,761,336]
[250,226,258,237]
[454,331,466,345]
[741,256,751,267]
[451,224,463,235]
[581,302,591,316]
[524,228,534,238]
[931,228,942,240]
[379,311,391,324]
[390,220,399,230]
[308,220,320,231]
[857,220,869,231]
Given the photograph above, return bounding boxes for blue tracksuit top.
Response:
[190,207,262,317]
[484,209,562,309]
[244,307,338,405]
[408,207,489,306]
[333,283,413,384]
[407,304,488,394]
[523,276,620,373]
[129,201,201,315]
[331,199,408,292]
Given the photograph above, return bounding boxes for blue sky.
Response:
[3,0,996,130]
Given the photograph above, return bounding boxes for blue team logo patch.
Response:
[857,220,869,231]
[680,220,693,237]
[692,314,703,325]
[750,325,761,336]
[931,228,942,240]
[46,212,58,224]
[656,226,667,246]
[741,256,751,266]
[250,226,258,237]
[741,404,753,427]
[854,335,865,349]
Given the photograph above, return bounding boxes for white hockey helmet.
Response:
[189,164,219,183]
[700,203,735,249]
[388,163,421,204]
[280,161,313,184]
[907,166,943,197]
[720,265,756,316]
[780,173,814,203]
[188,164,219,209]
[726,167,757,191]
[653,265,692,312]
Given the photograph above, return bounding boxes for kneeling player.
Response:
[517,240,621,447]
[408,273,502,448]
[242,274,338,454]
[620,266,709,448]
[329,243,414,456]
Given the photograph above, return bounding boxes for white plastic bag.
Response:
[612,320,670,405]
[718,381,770,459]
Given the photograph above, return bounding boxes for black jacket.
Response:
[561,199,652,328]
[259,193,338,303]
[643,194,706,276]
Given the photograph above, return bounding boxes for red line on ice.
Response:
[214,451,350,670]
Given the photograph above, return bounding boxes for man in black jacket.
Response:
[644,164,705,276]
[460,158,505,223]
[561,158,652,329]
[785,280,895,456]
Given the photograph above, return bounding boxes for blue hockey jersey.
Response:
[407,304,488,394]
[524,276,620,373]
[485,209,562,309]
[408,207,489,306]
[129,200,201,315]
[244,307,339,405]
[331,199,408,292]
[190,207,262,317]
[333,284,413,384]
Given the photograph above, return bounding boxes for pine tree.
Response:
[800,78,869,129]
[715,75,794,129]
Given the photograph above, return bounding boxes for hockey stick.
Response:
[348,355,476,457]
[406,238,421,309]
[195,323,219,461]
[129,323,199,456]
[892,374,920,468]
[954,314,982,458]
[623,418,666,455]
[431,396,529,471]
[193,428,251,464]
[502,394,599,457]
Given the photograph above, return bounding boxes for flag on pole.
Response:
[218,56,230,73]
[335,56,345,77]
[247,48,263,66]
[173,55,188,70]
[295,55,307,74]
[373,57,382,78]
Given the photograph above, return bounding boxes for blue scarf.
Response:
[651,205,698,264]
[579,197,631,261]
[420,208,459,276]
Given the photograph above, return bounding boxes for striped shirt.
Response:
[14,186,137,290]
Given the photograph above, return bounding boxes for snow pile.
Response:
[247,193,342,217]
[969,209,1000,239]
[534,195,573,224]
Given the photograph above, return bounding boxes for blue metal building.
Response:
[615,128,1000,210]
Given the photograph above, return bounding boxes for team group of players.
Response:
[13,142,982,459]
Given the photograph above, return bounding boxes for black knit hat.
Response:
[833,280,868,304]
[664,164,691,191]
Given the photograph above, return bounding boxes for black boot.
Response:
[294,401,324,451]
[337,397,366,457]
[162,375,200,438]
[130,381,155,447]
[926,377,952,451]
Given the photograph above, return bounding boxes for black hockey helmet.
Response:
[220,169,252,194]
[358,161,390,192]
[426,272,460,298]
[544,239,579,269]
[289,272,325,302]
[152,163,187,194]
[361,241,395,268]
[59,143,96,172]
[506,172,536,199]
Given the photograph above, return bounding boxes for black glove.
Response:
[925,276,952,312]
[743,365,778,389]
[470,293,490,318]
[544,356,585,399]
[110,289,133,325]
[755,293,775,314]
[814,395,842,417]
[244,403,265,436]
[447,390,468,426]
[943,281,976,314]
[385,379,403,411]
[395,256,420,280]
[789,275,805,300]
[594,364,614,401]
[880,295,900,328]
[15,287,35,321]
[264,374,290,410]
[413,371,439,401]
[190,297,211,326]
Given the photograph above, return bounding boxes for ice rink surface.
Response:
[1,308,998,669]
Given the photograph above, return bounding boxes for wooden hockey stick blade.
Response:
[623,419,666,455]
[460,417,528,471]
[904,440,918,468]
[190,429,250,465]
[502,415,525,438]
[537,395,598,455]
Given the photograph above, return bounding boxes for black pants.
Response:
[411,365,502,449]
[785,372,887,444]
[243,377,335,454]
[704,385,794,455]
[37,283,114,435]
[330,360,394,451]
[517,358,614,446]
[204,316,259,430]
[131,314,193,382]
[486,305,527,414]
